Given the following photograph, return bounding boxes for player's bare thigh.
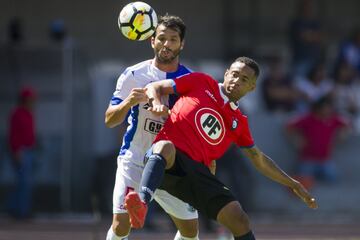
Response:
[152,140,176,169]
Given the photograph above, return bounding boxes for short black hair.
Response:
[234,56,260,78]
[156,14,186,41]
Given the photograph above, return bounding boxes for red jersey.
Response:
[8,106,36,154]
[287,113,348,162]
[154,72,254,166]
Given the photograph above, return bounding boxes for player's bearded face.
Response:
[155,45,181,64]
[152,25,183,64]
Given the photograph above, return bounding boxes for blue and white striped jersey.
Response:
[110,59,191,166]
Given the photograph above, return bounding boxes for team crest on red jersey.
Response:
[195,108,225,145]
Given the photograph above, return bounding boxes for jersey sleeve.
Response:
[173,73,193,95]
[236,116,255,148]
[110,69,137,105]
[173,72,210,95]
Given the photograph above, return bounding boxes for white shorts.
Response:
[112,156,198,220]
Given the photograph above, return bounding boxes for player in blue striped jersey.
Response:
[105,14,200,240]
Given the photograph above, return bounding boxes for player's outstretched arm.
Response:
[145,80,175,116]
[242,146,318,209]
[105,88,148,128]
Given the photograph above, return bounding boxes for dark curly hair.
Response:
[155,14,186,41]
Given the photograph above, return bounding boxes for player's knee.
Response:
[112,218,130,237]
[217,201,250,235]
[153,140,176,169]
[234,208,250,230]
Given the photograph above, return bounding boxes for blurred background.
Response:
[1,0,360,239]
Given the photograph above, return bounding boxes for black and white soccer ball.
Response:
[118,1,158,41]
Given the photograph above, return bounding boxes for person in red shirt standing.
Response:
[287,95,349,183]
[7,87,36,219]
[125,57,318,240]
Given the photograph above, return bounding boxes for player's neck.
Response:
[153,58,179,73]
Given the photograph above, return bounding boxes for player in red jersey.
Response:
[125,57,318,240]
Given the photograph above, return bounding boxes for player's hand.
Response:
[291,180,318,209]
[147,98,171,116]
[126,88,149,106]
[147,104,171,116]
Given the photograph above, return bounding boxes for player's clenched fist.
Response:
[126,88,149,106]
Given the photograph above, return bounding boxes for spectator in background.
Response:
[295,63,333,112]
[6,87,37,219]
[352,75,360,134]
[286,96,349,184]
[332,61,358,116]
[49,19,67,43]
[332,61,360,133]
[336,28,360,74]
[49,19,74,49]
[289,0,324,77]
[7,17,24,45]
[261,56,302,113]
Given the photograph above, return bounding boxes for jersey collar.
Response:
[218,83,239,110]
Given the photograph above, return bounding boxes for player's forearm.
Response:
[146,82,163,105]
[105,99,132,128]
[146,80,175,105]
[246,148,296,188]
[257,153,296,187]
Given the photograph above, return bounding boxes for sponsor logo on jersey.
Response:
[144,118,164,134]
[205,90,218,103]
[195,108,225,145]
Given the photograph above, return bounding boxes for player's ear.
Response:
[151,36,155,48]
[180,40,185,50]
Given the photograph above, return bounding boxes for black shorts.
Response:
[158,148,237,220]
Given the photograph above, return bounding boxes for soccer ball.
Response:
[118,2,158,41]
